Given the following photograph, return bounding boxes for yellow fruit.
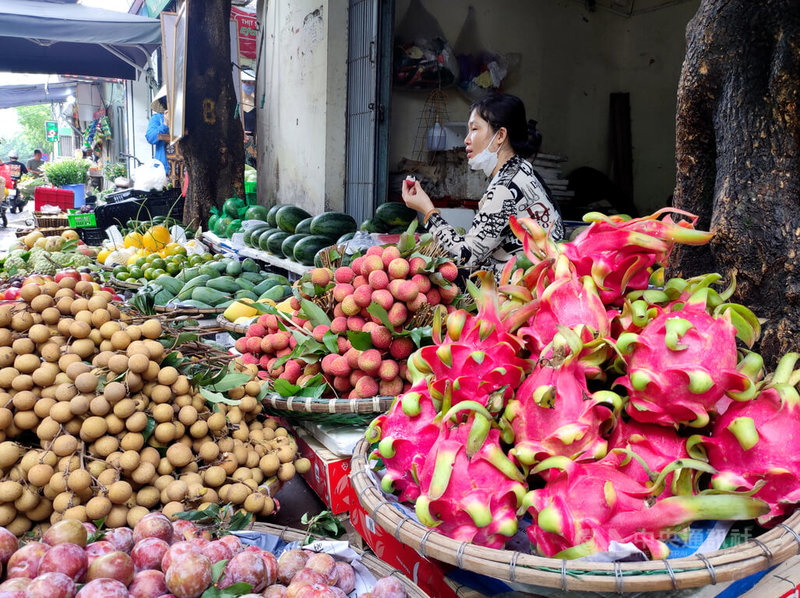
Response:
[61,230,79,242]
[124,232,143,249]
[97,249,111,265]
[276,298,293,313]
[142,225,170,251]
[257,298,276,307]
[223,301,258,322]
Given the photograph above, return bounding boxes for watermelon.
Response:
[259,228,283,251]
[225,219,243,238]
[266,205,282,227]
[208,213,219,233]
[267,231,292,256]
[337,232,355,244]
[281,234,307,259]
[223,197,246,219]
[295,217,312,235]
[214,217,232,237]
[375,202,418,227]
[293,235,333,266]
[244,205,269,221]
[275,205,312,233]
[360,218,382,233]
[245,224,270,247]
[310,212,357,241]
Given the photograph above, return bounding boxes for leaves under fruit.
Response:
[300,510,346,544]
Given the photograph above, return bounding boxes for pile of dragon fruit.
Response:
[366,208,800,560]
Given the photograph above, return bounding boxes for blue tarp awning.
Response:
[0,81,76,109]
[0,0,161,80]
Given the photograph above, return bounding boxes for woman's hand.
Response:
[401,179,435,214]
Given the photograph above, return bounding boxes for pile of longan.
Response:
[0,278,310,536]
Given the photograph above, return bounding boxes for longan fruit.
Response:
[27,463,55,487]
[80,416,108,442]
[56,296,74,315]
[58,353,81,373]
[125,411,148,433]
[112,398,135,419]
[126,353,149,374]
[0,348,13,368]
[259,454,280,477]
[105,505,129,528]
[6,515,30,536]
[92,435,119,457]
[65,362,91,381]
[74,282,93,298]
[136,486,160,509]
[243,492,265,513]
[107,480,133,504]
[10,312,34,332]
[172,375,191,395]
[0,441,20,468]
[244,380,261,396]
[88,396,110,417]
[41,306,61,325]
[153,423,175,444]
[99,321,121,340]
[143,340,164,362]
[74,371,99,394]
[110,330,131,351]
[203,465,226,488]
[32,366,57,387]
[119,450,140,472]
[152,403,174,423]
[189,420,208,439]
[166,444,192,468]
[141,319,162,340]
[294,457,311,474]
[126,371,143,392]
[97,468,118,487]
[127,505,149,528]
[149,384,172,404]
[52,491,76,513]
[165,480,188,502]
[20,283,41,302]
[67,469,92,493]
[131,462,156,485]
[52,434,78,457]
[119,432,144,452]
[87,295,107,312]
[15,487,40,512]
[107,354,129,374]
[85,496,112,520]
[69,339,95,359]
[207,412,226,433]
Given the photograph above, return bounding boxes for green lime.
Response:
[135,256,148,268]
[116,272,130,281]
[166,262,182,276]
[150,258,166,271]
[143,268,156,281]
[172,246,187,257]
[151,268,166,278]
[145,253,159,263]
[189,255,204,267]
[112,266,127,277]
[128,266,143,280]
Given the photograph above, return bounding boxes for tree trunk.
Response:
[180,0,244,229]
[672,0,800,367]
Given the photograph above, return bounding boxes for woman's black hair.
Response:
[470,93,543,159]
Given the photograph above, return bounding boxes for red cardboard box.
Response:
[349,480,459,598]
[294,428,351,515]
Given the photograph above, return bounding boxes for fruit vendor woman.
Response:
[401,93,563,277]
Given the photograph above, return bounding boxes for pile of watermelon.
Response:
[207,197,268,239]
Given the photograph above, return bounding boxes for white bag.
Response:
[132,159,169,192]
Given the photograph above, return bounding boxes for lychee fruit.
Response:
[350,369,368,387]
[408,256,427,276]
[352,275,368,288]
[331,316,348,335]
[387,258,410,280]
[426,288,441,305]
[407,292,428,312]
[350,256,365,276]
[290,297,301,310]
[241,353,258,365]
[333,283,354,303]
[370,326,392,350]
[390,337,414,360]
[334,266,354,284]
[347,316,365,332]
[387,279,403,299]
[357,349,382,375]
[438,261,458,282]
[305,362,322,376]
[387,302,408,327]
[333,375,352,393]
[246,323,266,338]
[371,289,394,311]
[259,355,272,370]
[341,295,360,316]
[265,314,279,330]
[353,285,373,308]
[260,335,274,354]
[362,321,378,333]
[330,356,351,377]
[366,245,384,257]
[367,270,389,290]
[396,281,418,302]
[333,304,345,318]
[272,332,290,351]
[337,337,350,354]
[321,353,339,375]
[439,283,459,304]
[361,255,384,277]
[378,359,400,381]
[411,274,431,293]
[246,336,263,354]
[276,347,292,357]
[354,376,379,398]
[312,324,330,343]
[345,348,362,369]
[234,337,248,353]
[257,314,271,328]
[284,360,302,384]
[381,245,401,268]
[310,268,332,287]
[379,378,404,396]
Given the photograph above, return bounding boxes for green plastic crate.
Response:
[67,209,97,228]
[245,181,257,194]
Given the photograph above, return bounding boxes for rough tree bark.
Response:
[180,0,244,228]
[672,0,800,367]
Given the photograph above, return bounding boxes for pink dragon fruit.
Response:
[509,208,714,306]
[615,296,759,428]
[502,353,621,466]
[688,353,800,526]
[414,402,527,549]
[514,254,612,354]
[605,419,692,497]
[365,384,441,502]
[524,456,769,559]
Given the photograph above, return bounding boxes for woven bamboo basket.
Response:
[215,313,254,335]
[34,212,68,228]
[109,276,142,290]
[154,304,226,315]
[247,521,432,597]
[261,393,395,425]
[350,438,800,594]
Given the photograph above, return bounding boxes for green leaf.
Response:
[228,510,252,531]
[87,517,107,543]
[211,559,229,583]
[366,302,394,331]
[160,351,187,369]
[256,382,271,401]
[209,373,253,393]
[322,331,339,354]
[273,378,301,397]
[410,326,433,347]
[141,416,156,443]
[200,387,242,406]
[347,330,373,351]
[299,298,332,328]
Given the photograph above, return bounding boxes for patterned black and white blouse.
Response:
[427,154,564,277]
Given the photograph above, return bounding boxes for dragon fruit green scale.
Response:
[616,302,753,428]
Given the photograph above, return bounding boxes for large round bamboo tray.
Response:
[350,438,800,594]
[216,313,254,335]
[262,393,395,425]
[154,303,226,315]
[247,521,431,597]
[109,275,142,290]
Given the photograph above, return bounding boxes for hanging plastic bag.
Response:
[393,0,458,90]
[132,159,169,192]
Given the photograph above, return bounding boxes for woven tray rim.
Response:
[262,393,395,415]
[109,275,143,290]
[154,303,226,315]
[248,521,431,597]
[350,438,800,593]
[216,312,254,334]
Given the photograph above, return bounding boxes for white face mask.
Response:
[468,131,501,177]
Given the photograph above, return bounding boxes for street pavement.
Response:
[0,202,37,252]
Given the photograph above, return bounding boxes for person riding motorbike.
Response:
[4,150,27,214]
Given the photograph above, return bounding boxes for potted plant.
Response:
[43,158,91,207]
